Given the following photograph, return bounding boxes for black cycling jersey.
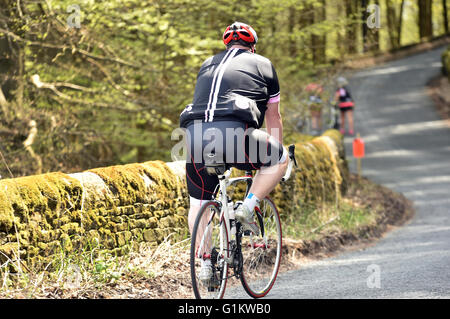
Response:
[180,48,280,129]
[337,86,353,103]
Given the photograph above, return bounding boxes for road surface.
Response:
[230,45,450,299]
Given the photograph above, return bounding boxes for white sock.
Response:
[243,193,260,212]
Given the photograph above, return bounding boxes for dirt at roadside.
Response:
[428,75,450,125]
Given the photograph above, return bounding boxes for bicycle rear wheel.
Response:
[240,197,282,298]
[190,201,229,299]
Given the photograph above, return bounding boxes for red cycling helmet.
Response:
[223,21,258,46]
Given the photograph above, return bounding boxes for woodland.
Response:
[0,0,448,177]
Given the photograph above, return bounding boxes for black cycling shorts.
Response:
[185,120,284,201]
[340,106,354,112]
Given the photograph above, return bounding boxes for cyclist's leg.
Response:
[340,108,346,133]
[310,106,321,131]
[347,108,354,134]
[186,163,217,251]
[185,122,221,253]
[232,127,287,233]
[243,127,288,201]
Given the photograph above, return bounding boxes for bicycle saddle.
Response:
[204,153,229,176]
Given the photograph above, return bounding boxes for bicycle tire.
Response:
[239,197,282,298]
[190,201,229,299]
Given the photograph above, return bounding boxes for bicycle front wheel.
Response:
[190,201,229,299]
[240,197,282,298]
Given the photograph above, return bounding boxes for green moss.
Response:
[116,231,132,246]
[284,131,315,145]
[322,129,343,146]
[88,160,181,207]
[0,172,83,265]
[0,242,20,260]
[143,229,157,242]
[60,222,84,236]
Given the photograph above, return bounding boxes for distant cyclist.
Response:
[179,22,288,283]
[334,76,355,136]
[304,81,324,136]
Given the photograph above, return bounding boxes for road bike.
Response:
[190,145,298,299]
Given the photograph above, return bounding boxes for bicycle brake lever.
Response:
[288,144,298,167]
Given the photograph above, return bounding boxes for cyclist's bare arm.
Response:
[265,101,283,143]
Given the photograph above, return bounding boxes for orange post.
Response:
[352,134,365,176]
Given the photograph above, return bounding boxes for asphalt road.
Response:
[230,45,450,299]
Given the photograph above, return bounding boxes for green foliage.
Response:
[443,45,450,81]
[0,0,447,177]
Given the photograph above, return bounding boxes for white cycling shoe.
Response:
[198,260,219,288]
[235,204,260,236]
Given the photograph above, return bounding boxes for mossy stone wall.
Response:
[0,161,188,268]
[271,129,349,221]
[0,130,347,268]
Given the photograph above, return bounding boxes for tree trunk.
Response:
[345,0,359,54]
[297,2,313,63]
[0,1,21,121]
[386,0,405,49]
[362,0,369,52]
[443,0,449,34]
[0,87,8,117]
[15,47,25,109]
[364,0,381,53]
[312,0,326,64]
[397,0,405,47]
[288,6,297,58]
[418,0,433,41]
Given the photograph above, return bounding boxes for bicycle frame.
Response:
[194,170,243,263]
[191,144,297,298]
[215,170,252,268]
[204,150,296,269]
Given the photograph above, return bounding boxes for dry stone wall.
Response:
[0,129,347,268]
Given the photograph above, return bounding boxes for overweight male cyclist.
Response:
[179,22,288,282]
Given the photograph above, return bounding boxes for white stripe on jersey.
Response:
[204,49,236,122]
[208,48,239,122]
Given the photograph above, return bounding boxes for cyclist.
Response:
[179,22,288,283]
[334,76,355,136]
